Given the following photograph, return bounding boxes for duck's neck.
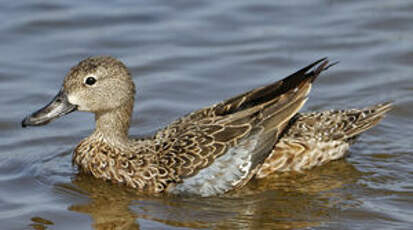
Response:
[93,101,134,146]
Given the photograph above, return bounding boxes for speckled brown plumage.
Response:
[256,102,392,178]
[67,57,325,196]
[22,56,391,196]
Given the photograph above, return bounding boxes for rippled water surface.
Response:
[1,0,412,229]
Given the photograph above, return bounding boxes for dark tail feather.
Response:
[279,57,328,88]
[214,58,331,116]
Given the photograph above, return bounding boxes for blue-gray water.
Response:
[0,0,412,229]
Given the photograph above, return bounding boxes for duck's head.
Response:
[22,56,136,127]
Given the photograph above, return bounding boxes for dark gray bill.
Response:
[21,90,77,127]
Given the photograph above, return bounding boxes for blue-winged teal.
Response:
[22,57,391,196]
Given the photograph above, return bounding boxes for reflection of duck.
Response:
[237,158,362,196]
[61,175,138,230]
[23,57,390,196]
[61,160,361,230]
[65,174,226,229]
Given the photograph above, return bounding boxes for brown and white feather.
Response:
[256,102,392,178]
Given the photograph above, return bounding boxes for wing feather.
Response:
[154,59,330,194]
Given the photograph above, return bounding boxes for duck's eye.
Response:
[85,76,96,86]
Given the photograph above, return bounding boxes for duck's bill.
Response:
[21,90,77,127]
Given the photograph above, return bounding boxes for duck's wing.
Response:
[170,58,330,125]
[156,59,329,196]
[256,102,392,177]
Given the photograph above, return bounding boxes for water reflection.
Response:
[29,216,54,230]
[53,159,362,230]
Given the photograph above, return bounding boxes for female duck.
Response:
[22,57,391,197]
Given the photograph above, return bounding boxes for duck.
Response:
[21,56,391,197]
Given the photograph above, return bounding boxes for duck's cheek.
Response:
[67,94,89,112]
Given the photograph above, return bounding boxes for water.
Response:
[0,0,412,229]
